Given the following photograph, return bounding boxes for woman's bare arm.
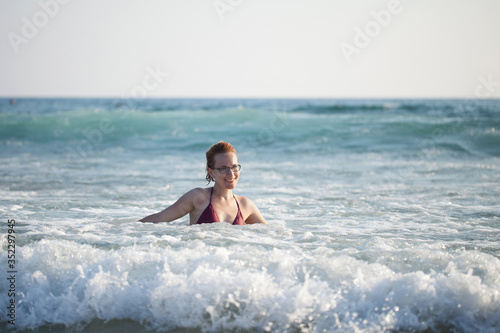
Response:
[241,197,268,224]
[139,189,198,223]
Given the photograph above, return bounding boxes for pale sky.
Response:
[1,0,499,98]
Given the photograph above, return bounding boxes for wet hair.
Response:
[205,141,237,184]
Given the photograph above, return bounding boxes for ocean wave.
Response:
[2,116,498,163]
[2,237,499,332]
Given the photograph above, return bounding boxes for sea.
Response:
[1,98,499,333]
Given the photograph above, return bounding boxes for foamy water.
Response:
[1,98,499,332]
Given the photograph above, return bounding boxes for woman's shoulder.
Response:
[190,187,211,194]
[189,187,212,202]
[182,187,210,194]
[178,187,211,202]
[235,194,268,224]
[234,194,256,208]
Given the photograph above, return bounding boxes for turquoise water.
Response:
[1,98,499,332]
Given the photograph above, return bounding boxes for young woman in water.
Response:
[140,141,268,225]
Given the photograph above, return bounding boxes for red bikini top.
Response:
[196,188,245,225]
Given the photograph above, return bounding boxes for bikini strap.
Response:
[233,195,241,211]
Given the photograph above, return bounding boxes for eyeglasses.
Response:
[211,164,241,174]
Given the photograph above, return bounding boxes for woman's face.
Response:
[208,152,240,189]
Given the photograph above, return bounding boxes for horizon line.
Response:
[2,96,499,101]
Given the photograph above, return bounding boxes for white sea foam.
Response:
[1,224,499,332]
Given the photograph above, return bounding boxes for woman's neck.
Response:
[212,185,233,200]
